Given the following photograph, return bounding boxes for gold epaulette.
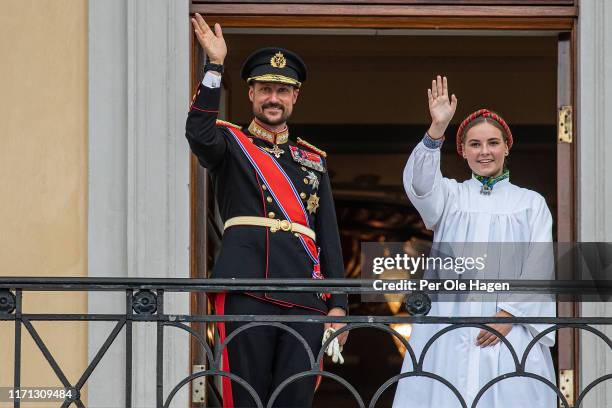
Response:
[296,137,327,158]
[216,119,242,129]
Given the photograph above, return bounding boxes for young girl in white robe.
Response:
[392,76,556,408]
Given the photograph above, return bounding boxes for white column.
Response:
[577,1,612,407]
[88,0,190,407]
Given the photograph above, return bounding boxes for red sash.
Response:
[222,124,330,300]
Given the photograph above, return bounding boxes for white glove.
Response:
[322,328,344,364]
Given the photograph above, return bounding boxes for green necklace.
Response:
[473,169,509,195]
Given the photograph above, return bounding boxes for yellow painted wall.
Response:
[0,0,88,405]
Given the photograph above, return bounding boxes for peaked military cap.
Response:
[241,47,307,88]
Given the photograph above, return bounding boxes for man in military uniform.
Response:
[187,14,348,408]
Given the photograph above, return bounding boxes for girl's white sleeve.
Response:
[403,140,451,231]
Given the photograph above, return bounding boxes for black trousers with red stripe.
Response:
[215,293,324,408]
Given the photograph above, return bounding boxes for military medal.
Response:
[289,146,326,173]
[305,171,319,190]
[306,193,320,214]
[263,144,284,158]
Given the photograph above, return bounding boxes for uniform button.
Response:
[268,212,276,219]
[301,166,307,171]
[303,178,309,184]
[266,196,273,203]
[261,185,267,190]
[300,192,307,199]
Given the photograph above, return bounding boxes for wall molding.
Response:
[88,1,190,406]
[578,1,612,407]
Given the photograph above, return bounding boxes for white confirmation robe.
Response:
[392,140,556,408]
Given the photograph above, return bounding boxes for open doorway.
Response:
[208,31,559,406]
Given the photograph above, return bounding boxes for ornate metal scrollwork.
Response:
[0,289,16,314]
[405,291,431,316]
[132,290,157,315]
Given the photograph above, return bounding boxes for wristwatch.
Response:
[204,62,224,74]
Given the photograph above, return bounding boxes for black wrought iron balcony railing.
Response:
[0,278,611,408]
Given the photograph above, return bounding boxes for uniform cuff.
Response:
[190,82,221,112]
[327,295,348,315]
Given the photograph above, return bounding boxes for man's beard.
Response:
[254,103,290,126]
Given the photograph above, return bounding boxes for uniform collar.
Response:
[248,119,289,145]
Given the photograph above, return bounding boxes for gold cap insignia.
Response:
[270,52,287,68]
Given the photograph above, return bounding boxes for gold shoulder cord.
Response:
[296,137,327,158]
[216,119,242,129]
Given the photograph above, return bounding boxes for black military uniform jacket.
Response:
[185,81,347,314]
